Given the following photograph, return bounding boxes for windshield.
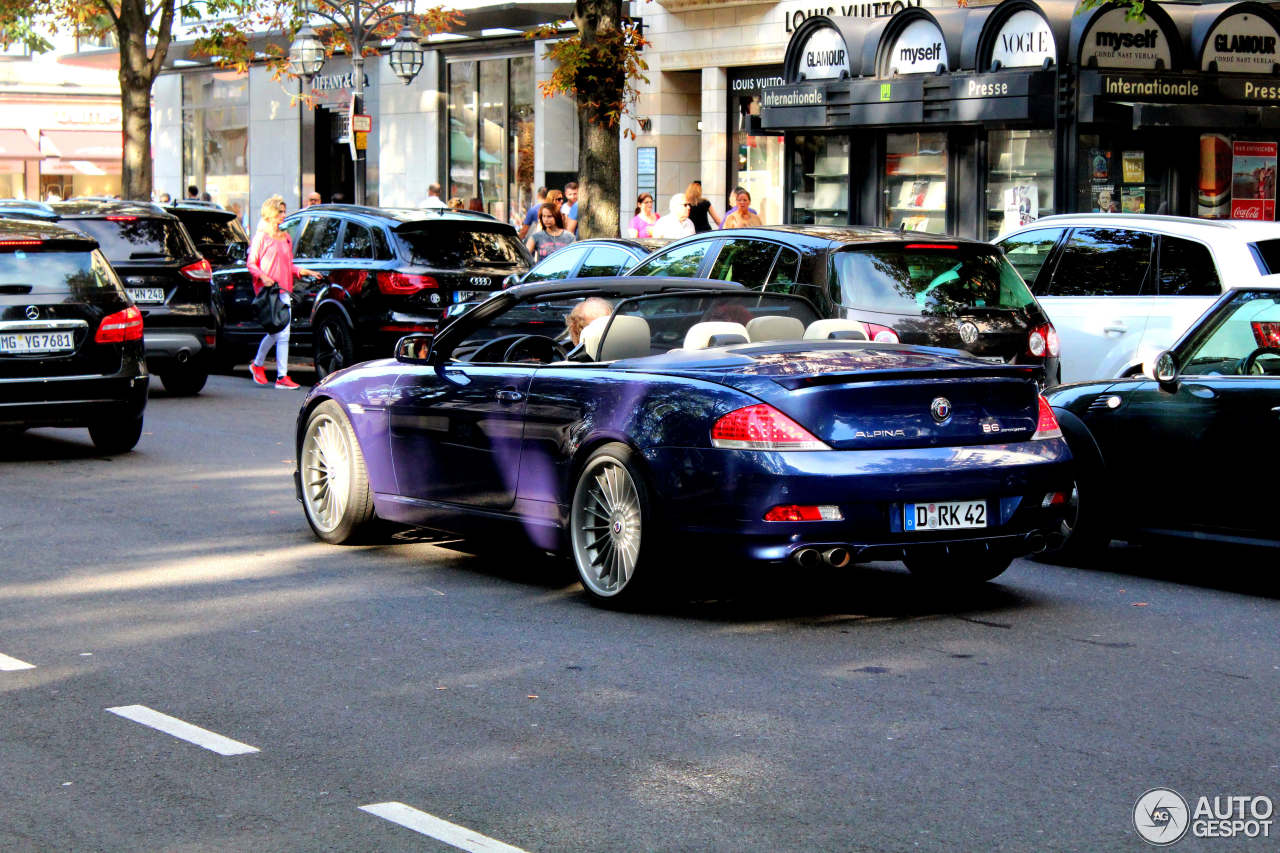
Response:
[395,224,528,268]
[833,246,1035,316]
[0,247,122,295]
[68,218,192,262]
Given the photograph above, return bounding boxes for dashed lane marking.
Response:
[106,705,260,756]
[0,652,35,671]
[360,802,530,852]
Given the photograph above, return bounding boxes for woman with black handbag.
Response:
[245,195,317,389]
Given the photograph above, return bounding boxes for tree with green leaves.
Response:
[0,1,456,201]
[533,0,649,239]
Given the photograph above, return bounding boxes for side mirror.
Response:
[1154,350,1179,391]
[502,273,519,289]
[395,333,434,364]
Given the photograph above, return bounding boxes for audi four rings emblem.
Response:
[958,321,979,346]
[930,397,952,423]
[25,305,39,320]
[469,276,491,287]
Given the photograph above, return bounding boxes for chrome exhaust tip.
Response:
[823,547,851,568]
[1024,532,1047,554]
[793,547,822,569]
[176,348,191,364]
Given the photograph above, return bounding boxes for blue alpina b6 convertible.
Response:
[294,278,1075,605]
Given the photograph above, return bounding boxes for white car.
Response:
[994,214,1280,383]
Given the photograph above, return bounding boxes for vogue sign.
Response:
[989,10,1055,69]
[1202,13,1280,74]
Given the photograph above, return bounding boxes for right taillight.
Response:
[1028,323,1059,358]
[864,323,899,343]
[1032,395,1062,440]
[711,403,829,450]
[377,272,438,295]
[95,305,144,343]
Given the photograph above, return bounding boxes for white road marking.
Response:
[106,705,260,756]
[0,652,35,671]
[359,802,530,852]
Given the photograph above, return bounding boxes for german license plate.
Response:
[0,330,76,354]
[905,500,987,531]
[127,287,166,304]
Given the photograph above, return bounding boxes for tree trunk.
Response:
[573,0,624,239]
[120,79,152,200]
[115,0,175,201]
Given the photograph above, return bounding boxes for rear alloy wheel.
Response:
[88,413,144,454]
[905,548,1013,584]
[300,400,376,544]
[570,443,654,606]
[314,315,355,381]
[160,365,209,396]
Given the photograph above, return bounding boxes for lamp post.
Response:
[288,0,427,206]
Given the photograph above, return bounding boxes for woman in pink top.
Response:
[246,194,317,389]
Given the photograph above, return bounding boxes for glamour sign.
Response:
[798,26,851,80]
[1080,8,1172,70]
[989,9,1055,69]
[885,18,948,75]
[1201,12,1280,74]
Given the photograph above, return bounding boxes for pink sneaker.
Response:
[250,364,268,385]
[275,376,301,390]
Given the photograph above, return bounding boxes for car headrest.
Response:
[745,315,805,342]
[684,321,749,350]
[581,314,651,361]
[804,319,868,341]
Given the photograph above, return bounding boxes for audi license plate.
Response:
[0,330,75,354]
[127,287,166,304]
[904,500,987,531]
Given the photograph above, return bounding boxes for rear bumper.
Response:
[144,328,216,371]
[0,372,149,427]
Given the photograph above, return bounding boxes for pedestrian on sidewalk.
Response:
[651,193,696,239]
[684,182,720,233]
[246,195,318,390]
[526,201,575,261]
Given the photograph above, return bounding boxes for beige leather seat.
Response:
[745,315,805,342]
[683,321,749,349]
[580,314,652,361]
[804,319,869,341]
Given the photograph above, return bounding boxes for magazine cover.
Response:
[1231,141,1277,220]
[999,184,1039,235]
[1122,186,1145,213]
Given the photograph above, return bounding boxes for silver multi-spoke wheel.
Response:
[571,451,645,599]
[299,401,375,543]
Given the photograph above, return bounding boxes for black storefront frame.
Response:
[726,65,785,220]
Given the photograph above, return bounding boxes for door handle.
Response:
[495,389,524,403]
[1102,321,1128,334]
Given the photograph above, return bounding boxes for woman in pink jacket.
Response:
[245,195,317,389]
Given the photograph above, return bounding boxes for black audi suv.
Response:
[49,200,220,395]
[0,217,148,452]
[214,205,532,379]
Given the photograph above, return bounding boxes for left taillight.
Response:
[377,272,438,295]
[864,322,900,343]
[711,403,829,450]
[180,258,213,281]
[1028,323,1060,358]
[95,305,144,343]
[1032,395,1062,441]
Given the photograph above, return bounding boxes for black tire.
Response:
[159,365,209,396]
[569,442,659,607]
[1044,410,1111,566]
[88,412,144,454]
[298,400,377,544]
[314,315,355,381]
[904,548,1013,584]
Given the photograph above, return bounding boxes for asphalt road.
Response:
[1,372,1278,852]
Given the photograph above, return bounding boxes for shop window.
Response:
[340,223,373,259]
[181,69,248,217]
[1158,237,1219,297]
[731,78,784,225]
[1077,135,1164,217]
[790,136,848,226]
[997,227,1064,292]
[987,130,1055,239]
[709,240,780,288]
[523,245,584,282]
[295,217,342,260]
[449,55,536,227]
[578,246,634,277]
[1046,228,1152,296]
[630,241,713,278]
[885,132,946,232]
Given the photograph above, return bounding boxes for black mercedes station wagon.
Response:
[50,200,220,396]
[215,205,532,379]
[627,226,1061,384]
[0,218,148,453]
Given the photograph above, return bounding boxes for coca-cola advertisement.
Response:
[1231,141,1277,221]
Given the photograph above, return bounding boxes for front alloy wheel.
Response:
[570,444,652,605]
[300,400,375,543]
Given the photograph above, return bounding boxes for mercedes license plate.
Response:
[127,287,166,304]
[0,330,76,354]
[904,500,987,531]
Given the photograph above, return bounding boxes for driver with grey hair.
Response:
[566,297,613,346]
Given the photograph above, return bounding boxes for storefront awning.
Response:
[40,129,122,161]
[0,130,41,159]
[40,158,120,176]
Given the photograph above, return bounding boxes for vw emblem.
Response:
[930,397,952,423]
[958,321,979,346]
[24,305,39,320]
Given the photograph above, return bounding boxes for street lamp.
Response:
[287,0,426,205]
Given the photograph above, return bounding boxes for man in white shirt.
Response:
[650,193,696,239]
[422,183,448,208]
